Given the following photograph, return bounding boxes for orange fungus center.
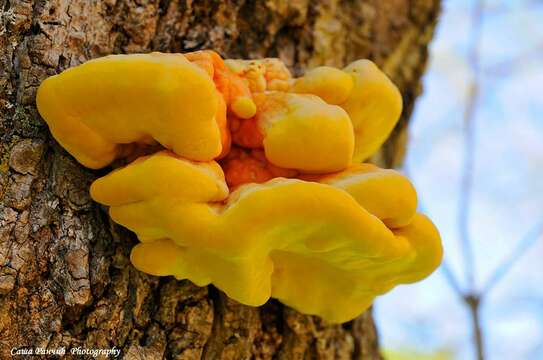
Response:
[185,50,297,189]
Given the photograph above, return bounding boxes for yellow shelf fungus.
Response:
[37,51,442,323]
[90,150,441,323]
[37,53,224,168]
[292,60,403,162]
[252,92,355,173]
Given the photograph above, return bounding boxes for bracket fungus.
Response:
[37,51,442,323]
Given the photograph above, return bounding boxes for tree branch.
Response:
[465,294,485,360]
[458,0,484,293]
[482,220,543,295]
[458,2,486,359]
[440,259,464,296]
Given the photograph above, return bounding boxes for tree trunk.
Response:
[0,1,440,358]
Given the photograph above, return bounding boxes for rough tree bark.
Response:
[0,1,440,359]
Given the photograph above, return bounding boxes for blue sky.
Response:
[375,0,543,359]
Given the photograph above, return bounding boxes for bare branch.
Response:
[458,0,484,293]
[440,260,465,296]
[482,220,543,295]
[465,294,485,360]
[458,2,487,359]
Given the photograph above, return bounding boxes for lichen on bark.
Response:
[0,0,440,358]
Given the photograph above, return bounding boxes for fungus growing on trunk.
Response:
[36,51,442,323]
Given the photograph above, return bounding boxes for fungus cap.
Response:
[37,52,441,323]
[341,60,403,162]
[255,92,355,173]
[91,151,442,323]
